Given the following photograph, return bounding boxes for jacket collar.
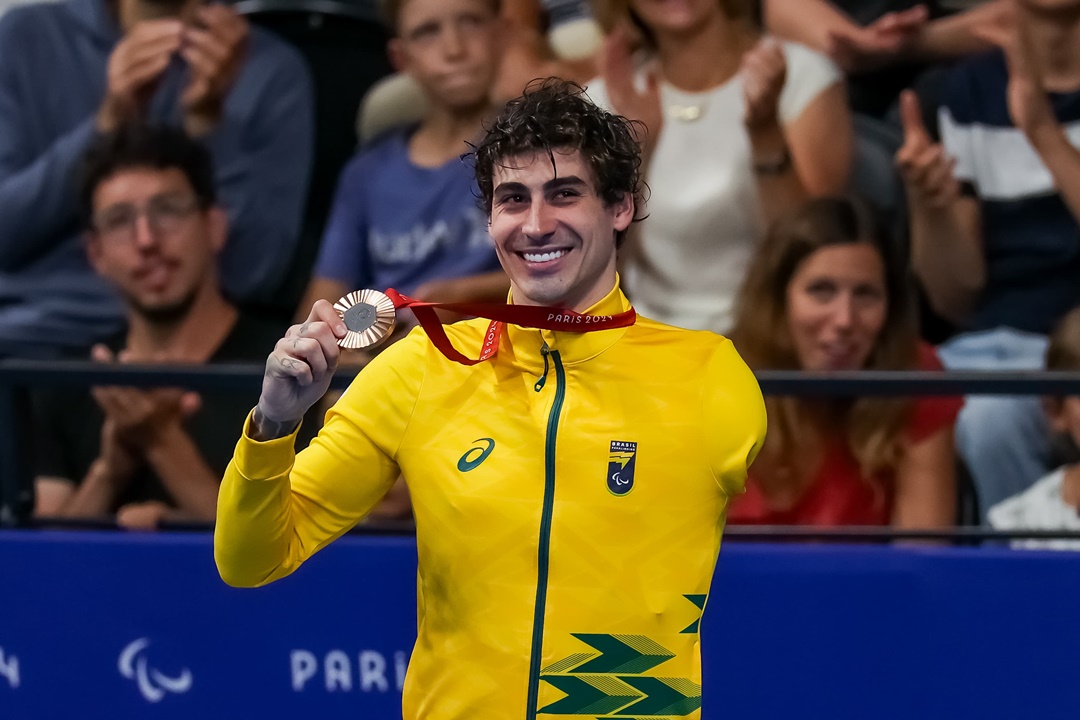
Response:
[502,278,633,370]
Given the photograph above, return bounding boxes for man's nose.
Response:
[132,213,159,250]
[523,200,557,239]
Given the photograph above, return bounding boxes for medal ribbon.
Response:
[384,288,637,366]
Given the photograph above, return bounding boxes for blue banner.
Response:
[1,532,1078,719]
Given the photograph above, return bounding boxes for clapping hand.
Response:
[97,19,184,132]
[826,5,929,73]
[179,5,249,137]
[972,0,1055,140]
[742,38,787,132]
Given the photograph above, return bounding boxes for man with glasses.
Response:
[31,124,293,529]
[0,0,312,359]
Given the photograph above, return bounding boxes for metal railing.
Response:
[5,360,1080,540]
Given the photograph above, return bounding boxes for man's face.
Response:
[391,0,501,111]
[87,166,224,322]
[488,149,633,311]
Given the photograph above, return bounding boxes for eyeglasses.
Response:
[92,194,202,242]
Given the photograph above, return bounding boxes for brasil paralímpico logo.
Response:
[607,441,637,496]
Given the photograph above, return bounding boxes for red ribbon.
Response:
[384,288,637,366]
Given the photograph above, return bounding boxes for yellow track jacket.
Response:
[215,285,766,719]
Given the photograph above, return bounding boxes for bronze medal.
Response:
[334,289,396,349]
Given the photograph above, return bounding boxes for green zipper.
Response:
[525,346,565,718]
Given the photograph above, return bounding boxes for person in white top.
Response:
[586,0,852,333]
[989,306,1080,550]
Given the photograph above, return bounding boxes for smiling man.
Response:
[215,80,767,719]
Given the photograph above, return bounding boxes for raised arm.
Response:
[745,40,852,228]
[977,5,1080,226]
[214,301,408,587]
[207,29,315,305]
[896,91,983,326]
[765,0,1000,73]
[0,17,182,269]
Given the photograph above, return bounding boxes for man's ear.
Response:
[208,207,229,254]
[611,193,635,233]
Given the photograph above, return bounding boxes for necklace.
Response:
[668,103,704,122]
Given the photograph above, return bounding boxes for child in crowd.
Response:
[298,0,509,320]
[989,307,1080,550]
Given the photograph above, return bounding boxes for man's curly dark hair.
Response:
[472,78,646,246]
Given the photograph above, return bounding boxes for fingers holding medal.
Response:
[334,289,397,350]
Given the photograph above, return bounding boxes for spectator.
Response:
[588,0,852,334]
[0,0,312,358]
[896,0,1080,519]
[989,306,1080,549]
[32,125,291,530]
[299,0,508,319]
[728,197,960,527]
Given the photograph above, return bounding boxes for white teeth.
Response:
[523,250,567,263]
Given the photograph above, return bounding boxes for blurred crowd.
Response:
[3,0,1080,542]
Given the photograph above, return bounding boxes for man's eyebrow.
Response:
[493,181,528,195]
[545,176,588,190]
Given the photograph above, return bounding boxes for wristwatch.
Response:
[753,147,792,176]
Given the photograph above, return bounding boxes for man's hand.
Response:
[117,500,171,531]
[97,20,184,133]
[973,0,1056,141]
[741,39,787,133]
[895,90,959,209]
[255,300,347,440]
[826,4,929,73]
[600,22,662,152]
[89,345,199,450]
[96,417,142,487]
[179,5,249,137]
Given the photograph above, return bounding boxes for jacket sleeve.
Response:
[214,331,427,587]
[0,16,97,270]
[702,339,767,498]
[208,42,315,305]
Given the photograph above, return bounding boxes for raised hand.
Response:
[256,300,348,439]
[826,4,929,73]
[97,19,184,133]
[741,38,787,132]
[895,90,959,208]
[180,5,249,137]
[600,22,662,151]
[972,0,1055,140]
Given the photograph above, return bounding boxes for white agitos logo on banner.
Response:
[118,638,193,702]
[0,646,19,689]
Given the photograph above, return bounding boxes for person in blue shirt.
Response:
[0,0,313,358]
[299,0,508,320]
